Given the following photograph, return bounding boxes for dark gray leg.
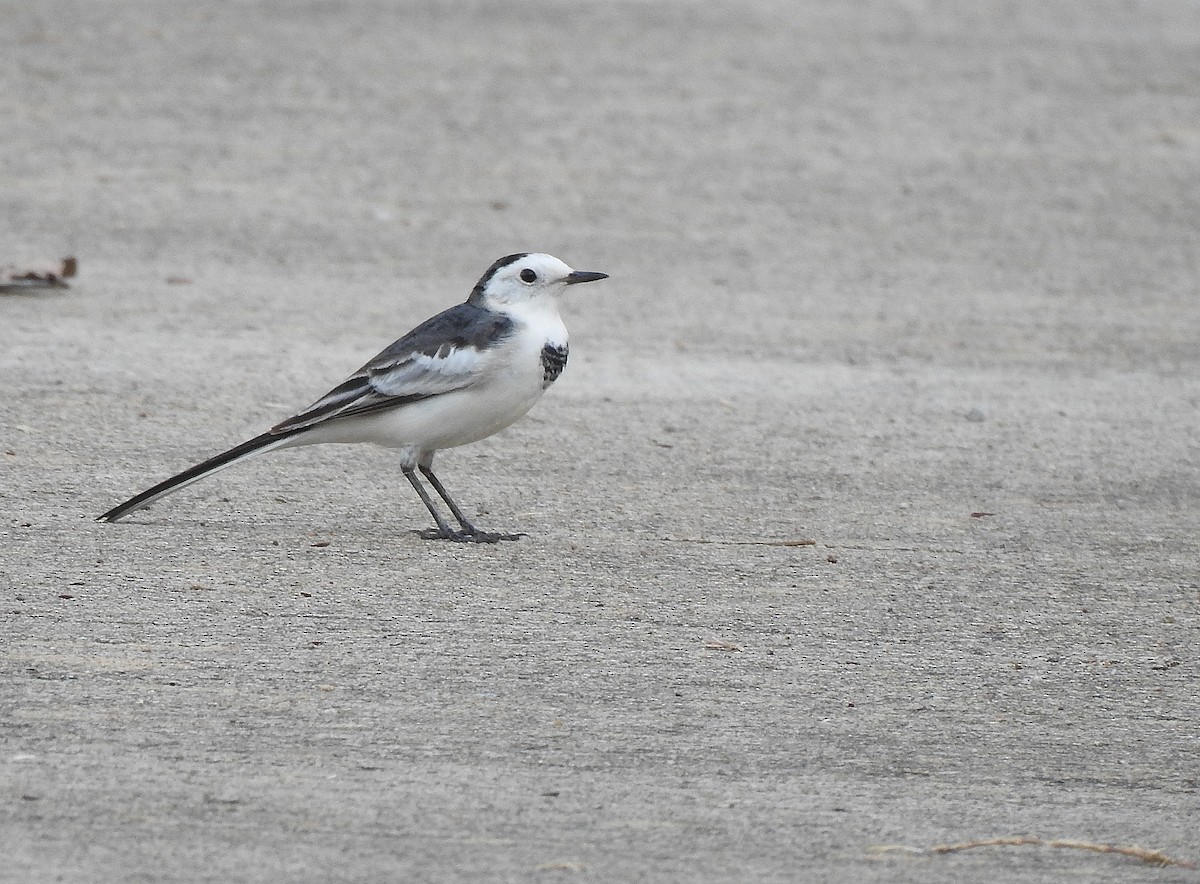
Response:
[418,465,479,533]
[418,464,521,543]
[403,466,465,541]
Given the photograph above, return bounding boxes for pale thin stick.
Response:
[870,836,1194,870]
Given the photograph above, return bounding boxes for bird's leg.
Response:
[419,465,521,543]
[418,465,480,533]
[403,466,466,541]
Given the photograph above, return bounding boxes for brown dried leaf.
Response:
[0,257,77,292]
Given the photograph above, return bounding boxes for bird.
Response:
[96,253,608,542]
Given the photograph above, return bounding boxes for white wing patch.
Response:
[371,345,487,398]
[272,344,491,433]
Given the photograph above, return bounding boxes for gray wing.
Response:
[271,302,514,434]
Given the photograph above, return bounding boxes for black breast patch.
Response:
[541,342,568,387]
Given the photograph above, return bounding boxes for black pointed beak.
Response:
[564,270,608,285]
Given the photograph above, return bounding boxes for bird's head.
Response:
[468,253,608,309]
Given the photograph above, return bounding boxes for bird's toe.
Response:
[417,527,469,542]
[468,530,524,543]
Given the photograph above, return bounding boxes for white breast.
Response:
[296,298,569,461]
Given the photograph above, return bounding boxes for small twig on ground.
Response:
[703,640,742,652]
[666,537,817,547]
[870,836,1194,869]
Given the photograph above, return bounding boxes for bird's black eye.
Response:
[520,268,538,283]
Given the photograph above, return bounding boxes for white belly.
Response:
[353,372,545,450]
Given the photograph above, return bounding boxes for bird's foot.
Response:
[418,527,524,544]
[467,530,524,543]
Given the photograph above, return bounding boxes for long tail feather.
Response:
[97,429,303,522]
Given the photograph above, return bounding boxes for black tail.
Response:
[97,428,303,523]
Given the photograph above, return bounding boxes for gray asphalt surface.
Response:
[3,1,1199,881]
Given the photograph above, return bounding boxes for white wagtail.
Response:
[97,253,608,542]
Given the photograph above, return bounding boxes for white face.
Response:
[480,253,578,306]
